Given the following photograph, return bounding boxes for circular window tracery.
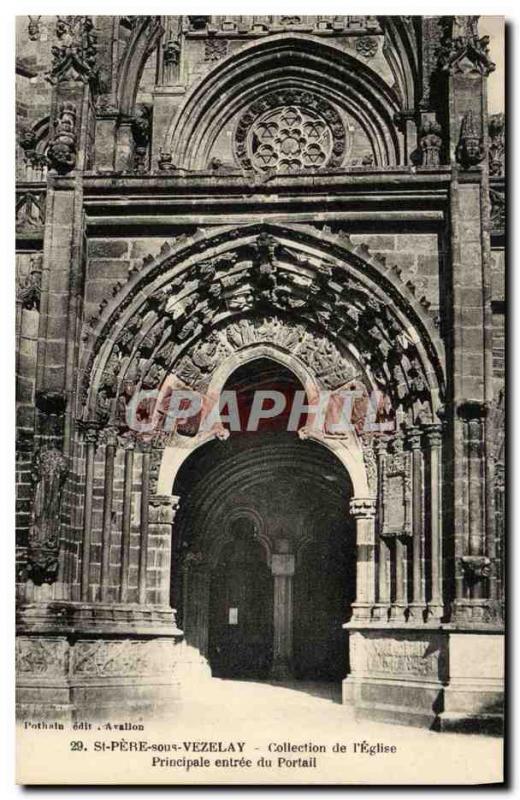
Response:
[234,90,347,173]
[250,106,333,172]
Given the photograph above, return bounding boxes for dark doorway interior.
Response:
[209,530,273,679]
[171,357,355,685]
[293,521,355,680]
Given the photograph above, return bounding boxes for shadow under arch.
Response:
[169,355,357,681]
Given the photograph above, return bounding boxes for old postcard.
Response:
[15,13,505,785]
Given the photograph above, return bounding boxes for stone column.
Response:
[390,534,408,620]
[177,555,213,683]
[270,540,295,680]
[119,439,135,603]
[375,438,391,618]
[100,429,118,602]
[350,498,377,621]
[494,462,505,606]
[80,424,99,602]
[406,426,426,616]
[138,443,151,604]
[182,553,211,664]
[148,494,180,607]
[423,423,444,620]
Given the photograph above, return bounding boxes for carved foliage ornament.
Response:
[489,113,505,177]
[72,639,175,677]
[17,255,42,310]
[83,233,436,426]
[437,15,496,76]
[204,38,228,62]
[355,36,378,59]
[16,637,68,675]
[234,90,346,173]
[47,15,98,85]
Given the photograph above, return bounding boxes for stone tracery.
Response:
[235,94,346,172]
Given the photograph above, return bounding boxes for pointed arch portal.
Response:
[171,356,356,681]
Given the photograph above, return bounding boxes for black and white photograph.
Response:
[11,10,506,785]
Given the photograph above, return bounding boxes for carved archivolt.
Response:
[164,35,402,168]
[80,226,444,433]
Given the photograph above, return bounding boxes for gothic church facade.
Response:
[16,15,505,731]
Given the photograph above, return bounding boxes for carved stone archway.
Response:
[168,363,358,682]
[155,337,371,498]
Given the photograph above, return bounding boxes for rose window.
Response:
[248,106,333,173]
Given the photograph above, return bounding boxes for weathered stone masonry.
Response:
[16,15,505,730]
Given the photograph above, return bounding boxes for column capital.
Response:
[100,426,119,447]
[77,419,101,444]
[456,399,489,420]
[422,423,443,448]
[349,497,377,519]
[404,425,422,450]
[373,435,389,456]
[150,493,180,511]
[271,553,295,577]
[137,438,153,453]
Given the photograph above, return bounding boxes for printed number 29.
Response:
[70,741,85,751]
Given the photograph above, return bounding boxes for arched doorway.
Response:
[171,357,355,683]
